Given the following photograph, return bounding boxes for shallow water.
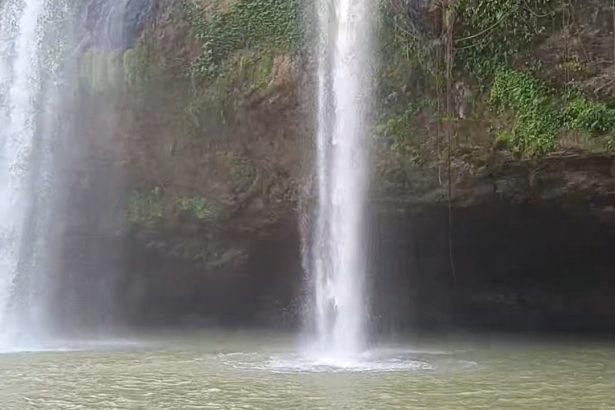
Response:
[1,331,614,409]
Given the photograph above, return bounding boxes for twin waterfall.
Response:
[0,0,375,355]
[310,0,374,358]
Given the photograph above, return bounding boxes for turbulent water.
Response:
[1,332,614,409]
[309,0,375,357]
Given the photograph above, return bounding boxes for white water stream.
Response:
[0,0,48,344]
[310,0,374,359]
[0,0,132,348]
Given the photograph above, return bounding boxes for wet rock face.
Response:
[82,0,154,49]
[123,0,155,45]
[116,186,615,333]
[119,218,304,329]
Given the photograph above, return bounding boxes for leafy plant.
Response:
[563,93,615,135]
[174,196,214,221]
[375,98,436,156]
[123,38,163,89]
[127,188,219,226]
[490,69,561,155]
[181,0,301,78]
[218,152,257,190]
[126,188,165,227]
[455,0,554,84]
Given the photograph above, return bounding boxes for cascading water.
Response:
[0,0,51,345]
[309,0,374,359]
[0,0,139,348]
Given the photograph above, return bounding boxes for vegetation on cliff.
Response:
[180,0,301,78]
[91,0,304,231]
[379,0,615,165]
[71,0,615,271]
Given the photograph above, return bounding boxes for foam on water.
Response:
[217,347,481,374]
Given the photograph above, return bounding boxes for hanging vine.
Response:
[442,0,457,281]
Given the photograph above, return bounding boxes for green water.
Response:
[1,332,614,409]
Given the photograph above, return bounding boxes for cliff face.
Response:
[70,0,615,330]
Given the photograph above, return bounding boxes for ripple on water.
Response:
[218,349,478,374]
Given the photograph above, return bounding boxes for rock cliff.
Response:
[68,0,615,331]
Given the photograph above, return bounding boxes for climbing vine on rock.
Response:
[455,0,556,83]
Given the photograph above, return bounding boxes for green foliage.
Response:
[181,0,301,78]
[375,99,436,156]
[378,0,445,103]
[490,69,561,155]
[455,0,554,83]
[218,152,257,190]
[490,70,615,155]
[252,53,275,89]
[126,188,164,227]
[563,93,615,135]
[219,50,275,92]
[174,196,214,221]
[127,188,218,227]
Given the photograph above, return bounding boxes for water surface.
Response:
[1,332,614,409]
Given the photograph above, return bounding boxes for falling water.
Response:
[310,0,374,358]
[0,0,51,345]
[0,0,138,348]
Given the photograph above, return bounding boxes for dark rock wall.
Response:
[371,201,615,334]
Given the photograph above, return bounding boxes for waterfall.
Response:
[0,0,51,345]
[309,0,374,359]
[0,0,137,348]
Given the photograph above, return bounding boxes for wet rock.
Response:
[82,0,154,49]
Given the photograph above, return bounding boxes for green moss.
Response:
[375,98,437,157]
[218,49,276,92]
[127,188,220,227]
[174,196,214,221]
[79,48,124,93]
[252,52,275,90]
[124,39,153,88]
[126,188,164,227]
[218,152,257,190]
